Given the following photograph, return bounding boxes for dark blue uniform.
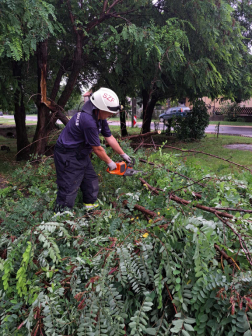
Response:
[54,100,111,210]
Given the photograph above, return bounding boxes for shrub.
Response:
[173,100,209,140]
[237,117,245,122]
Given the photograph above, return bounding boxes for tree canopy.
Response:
[0,0,58,61]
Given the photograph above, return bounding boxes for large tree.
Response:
[0,0,59,159]
[94,0,252,133]
[30,0,153,154]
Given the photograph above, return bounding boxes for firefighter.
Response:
[54,87,132,211]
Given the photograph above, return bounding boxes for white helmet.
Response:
[91,87,121,114]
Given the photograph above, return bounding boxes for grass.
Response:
[158,133,252,175]
[209,121,252,126]
[109,125,141,137]
[0,119,36,126]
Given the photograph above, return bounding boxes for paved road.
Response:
[108,121,252,137]
[1,116,252,137]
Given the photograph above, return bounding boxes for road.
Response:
[108,121,252,137]
[1,115,252,137]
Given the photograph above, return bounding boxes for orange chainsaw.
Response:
[106,158,144,177]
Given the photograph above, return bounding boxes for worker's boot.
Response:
[83,203,99,211]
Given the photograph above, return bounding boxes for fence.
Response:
[213,107,252,115]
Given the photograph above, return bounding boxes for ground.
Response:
[0,174,8,189]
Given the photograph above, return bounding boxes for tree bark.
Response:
[31,41,53,155]
[57,32,84,108]
[142,90,158,134]
[120,100,128,137]
[31,104,52,155]
[12,61,30,161]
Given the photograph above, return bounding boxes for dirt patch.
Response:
[224,144,252,152]
[0,175,8,189]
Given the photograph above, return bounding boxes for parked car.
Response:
[0,111,3,116]
[159,106,191,122]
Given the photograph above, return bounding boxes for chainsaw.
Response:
[106,158,144,177]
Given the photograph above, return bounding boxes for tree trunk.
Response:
[12,61,30,161]
[31,104,52,155]
[120,106,128,137]
[120,110,128,137]
[31,41,52,155]
[142,90,158,134]
[31,33,82,155]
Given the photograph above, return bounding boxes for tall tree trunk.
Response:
[12,61,30,161]
[120,99,128,137]
[31,33,83,155]
[31,104,52,155]
[31,41,51,155]
[142,89,158,134]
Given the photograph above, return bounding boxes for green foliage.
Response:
[0,144,252,335]
[173,100,210,140]
[0,0,58,61]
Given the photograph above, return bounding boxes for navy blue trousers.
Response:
[54,146,99,209]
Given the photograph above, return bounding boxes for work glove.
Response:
[107,160,117,171]
[120,153,132,164]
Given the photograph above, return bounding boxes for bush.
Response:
[237,117,245,122]
[173,100,209,140]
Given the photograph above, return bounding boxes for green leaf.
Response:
[184,318,196,324]
[243,331,252,336]
[199,314,208,323]
[184,323,195,331]
[181,330,191,336]
[145,328,157,335]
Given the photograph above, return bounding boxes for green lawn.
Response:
[209,121,252,126]
[158,134,252,175]
[0,119,36,126]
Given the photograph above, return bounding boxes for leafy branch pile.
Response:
[0,143,252,335]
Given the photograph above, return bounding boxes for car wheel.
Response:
[160,118,164,122]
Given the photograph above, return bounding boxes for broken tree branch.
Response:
[137,144,252,173]
[139,159,206,188]
[139,179,233,219]
[122,200,157,218]
[121,131,158,141]
[214,244,240,270]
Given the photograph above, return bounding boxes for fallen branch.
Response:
[138,144,252,173]
[139,178,252,267]
[120,131,158,141]
[139,179,233,219]
[214,244,240,270]
[134,139,145,153]
[170,194,234,219]
[122,200,157,217]
[215,214,252,267]
[211,207,252,214]
[139,159,206,188]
